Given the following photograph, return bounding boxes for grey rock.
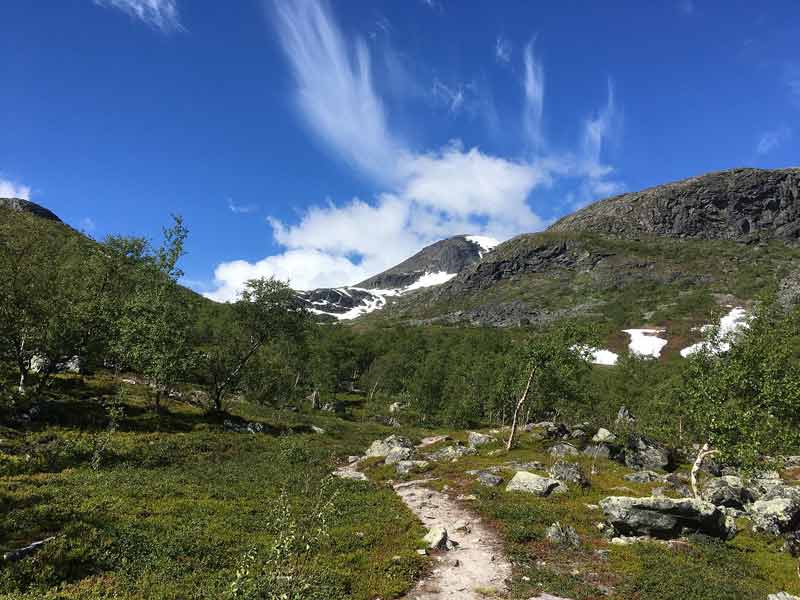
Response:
[427,443,478,462]
[549,461,589,487]
[622,436,673,472]
[384,446,413,465]
[768,593,800,600]
[506,471,568,497]
[592,428,617,443]
[395,460,429,476]
[549,442,579,458]
[583,444,613,460]
[467,431,495,448]
[615,406,635,425]
[748,494,800,535]
[701,475,753,509]
[423,526,448,550]
[364,435,414,458]
[624,470,663,483]
[477,471,503,487]
[600,495,736,540]
[546,522,581,549]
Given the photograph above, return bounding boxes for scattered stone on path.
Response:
[423,527,449,550]
[506,472,567,497]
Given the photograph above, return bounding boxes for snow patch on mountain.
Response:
[680,307,749,357]
[574,345,619,366]
[405,271,457,290]
[623,329,668,359]
[466,235,500,255]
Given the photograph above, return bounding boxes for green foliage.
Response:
[683,297,800,469]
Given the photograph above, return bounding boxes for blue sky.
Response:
[2,1,798,300]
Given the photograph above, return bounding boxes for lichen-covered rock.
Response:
[622,436,673,471]
[467,431,495,448]
[549,461,589,487]
[395,460,429,476]
[427,443,478,462]
[748,494,800,535]
[364,435,414,458]
[701,475,753,509]
[545,522,581,548]
[549,442,579,458]
[477,471,503,487]
[600,495,736,539]
[506,472,567,497]
[592,428,617,443]
[384,446,413,465]
[423,526,448,550]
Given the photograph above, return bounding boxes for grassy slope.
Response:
[369,232,800,341]
[0,377,426,600]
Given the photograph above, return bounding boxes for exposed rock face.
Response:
[0,197,62,223]
[549,168,800,243]
[748,491,800,535]
[506,471,567,496]
[701,475,753,509]
[600,496,736,539]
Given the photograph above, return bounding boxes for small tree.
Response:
[506,323,595,450]
[202,277,307,412]
[683,298,800,497]
[113,216,195,412]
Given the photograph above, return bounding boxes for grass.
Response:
[0,376,425,600]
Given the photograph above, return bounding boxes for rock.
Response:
[592,428,617,443]
[3,536,56,562]
[768,594,800,600]
[583,444,612,460]
[395,460,429,476]
[388,402,402,413]
[419,435,450,447]
[423,527,448,550]
[622,436,673,471]
[427,443,477,462]
[701,475,752,509]
[600,495,736,540]
[310,425,325,434]
[384,446,413,465]
[528,594,575,600]
[615,406,635,425]
[549,442,579,458]
[364,435,414,459]
[467,431,495,448]
[307,389,321,409]
[549,461,589,487]
[321,401,345,414]
[545,522,581,548]
[477,471,503,487]
[624,470,662,483]
[506,472,568,497]
[748,494,800,535]
[336,470,367,481]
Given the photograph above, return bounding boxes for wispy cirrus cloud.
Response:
[495,36,512,63]
[94,0,184,33]
[0,177,31,200]
[523,40,545,151]
[756,126,791,155]
[227,198,259,214]
[204,0,623,301]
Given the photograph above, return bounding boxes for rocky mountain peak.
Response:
[0,198,63,223]
[548,167,800,243]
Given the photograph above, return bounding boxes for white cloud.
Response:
[495,36,512,63]
[94,0,183,32]
[756,126,791,155]
[523,40,545,150]
[432,79,466,114]
[204,2,623,301]
[227,198,259,214]
[0,178,31,199]
[273,0,402,184]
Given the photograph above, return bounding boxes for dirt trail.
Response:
[394,479,511,599]
[335,439,511,599]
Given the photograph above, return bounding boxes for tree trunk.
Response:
[506,365,537,451]
[690,442,718,499]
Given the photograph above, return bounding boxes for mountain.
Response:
[295,235,498,320]
[360,167,800,356]
[0,197,63,223]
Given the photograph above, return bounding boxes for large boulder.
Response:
[364,435,414,458]
[600,496,736,540]
[549,461,589,487]
[427,443,478,462]
[622,436,673,471]
[467,431,495,448]
[506,472,567,497]
[748,493,800,535]
[549,442,579,458]
[592,428,617,443]
[384,446,413,465]
[701,475,753,509]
